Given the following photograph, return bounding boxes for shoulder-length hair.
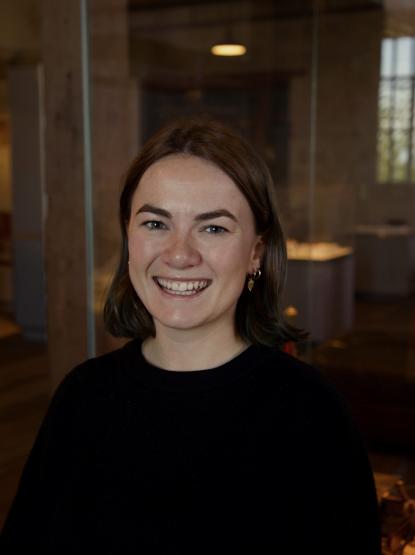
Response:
[104,117,305,347]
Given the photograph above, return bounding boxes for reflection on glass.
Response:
[379,79,392,125]
[286,239,352,261]
[377,129,390,182]
[90,2,415,520]
[381,38,393,77]
[392,129,410,181]
[396,37,413,77]
[394,80,411,129]
[377,37,415,183]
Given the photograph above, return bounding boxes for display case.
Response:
[282,240,354,344]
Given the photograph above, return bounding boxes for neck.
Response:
[142,325,249,371]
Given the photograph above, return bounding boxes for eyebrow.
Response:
[135,203,238,223]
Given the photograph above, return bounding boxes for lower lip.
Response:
[154,279,210,299]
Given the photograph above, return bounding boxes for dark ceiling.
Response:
[128,0,383,16]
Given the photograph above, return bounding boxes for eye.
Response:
[142,220,167,231]
[203,225,228,234]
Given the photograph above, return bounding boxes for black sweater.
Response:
[1,340,381,554]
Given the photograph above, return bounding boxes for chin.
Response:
[155,315,207,331]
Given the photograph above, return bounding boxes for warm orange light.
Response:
[210,43,247,56]
[284,305,299,318]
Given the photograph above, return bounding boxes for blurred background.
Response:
[1,0,415,549]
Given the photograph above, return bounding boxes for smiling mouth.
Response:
[153,277,211,296]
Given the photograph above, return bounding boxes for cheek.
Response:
[128,233,157,264]
[208,240,253,275]
[128,238,142,262]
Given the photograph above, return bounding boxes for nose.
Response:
[161,231,202,269]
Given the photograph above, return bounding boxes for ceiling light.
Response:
[210,43,247,57]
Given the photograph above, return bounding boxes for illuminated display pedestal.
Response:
[282,241,354,344]
[354,225,415,296]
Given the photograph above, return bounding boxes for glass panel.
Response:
[89,1,316,354]
[377,129,391,182]
[394,78,411,130]
[87,0,415,548]
[381,37,394,77]
[392,129,410,181]
[396,37,413,77]
[379,78,393,129]
[313,0,415,538]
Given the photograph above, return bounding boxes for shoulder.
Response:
[56,339,138,394]
[47,340,140,422]
[253,346,374,476]
[252,345,357,432]
[253,344,338,398]
[37,340,140,445]
[252,347,381,550]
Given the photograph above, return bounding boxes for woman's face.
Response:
[127,154,264,338]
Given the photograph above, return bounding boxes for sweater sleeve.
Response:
[294,374,382,555]
[0,365,90,552]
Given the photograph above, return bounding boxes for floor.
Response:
[0,329,50,529]
[1,302,415,535]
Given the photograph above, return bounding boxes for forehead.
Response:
[132,154,249,210]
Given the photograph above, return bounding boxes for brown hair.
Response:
[104,117,305,347]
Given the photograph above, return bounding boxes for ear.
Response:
[249,235,265,271]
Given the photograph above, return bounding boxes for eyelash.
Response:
[141,220,228,234]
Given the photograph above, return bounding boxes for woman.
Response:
[1,118,381,553]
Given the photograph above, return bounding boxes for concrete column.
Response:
[41,1,88,388]
[41,0,137,388]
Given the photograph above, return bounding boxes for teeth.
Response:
[156,278,209,292]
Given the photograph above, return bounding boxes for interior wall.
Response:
[357,184,415,226]
[0,0,40,57]
[288,8,383,243]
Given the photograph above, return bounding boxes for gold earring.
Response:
[247,268,261,292]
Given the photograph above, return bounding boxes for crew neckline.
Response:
[121,338,264,393]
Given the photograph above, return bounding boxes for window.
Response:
[377,37,415,183]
